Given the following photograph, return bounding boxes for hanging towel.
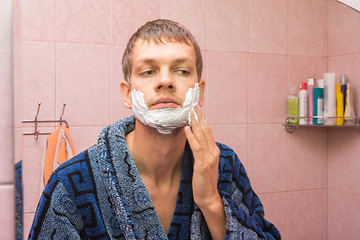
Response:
[40,126,75,192]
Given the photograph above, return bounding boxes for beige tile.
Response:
[248,54,288,123]
[207,0,248,52]
[206,51,248,124]
[249,0,287,54]
[112,0,160,45]
[287,127,327,191]
[56,43,111,126]
[0,185,15,240]
[248,124,287,193]
[57,0,111,44]
[287,190,323,240]
[288,0,325,56]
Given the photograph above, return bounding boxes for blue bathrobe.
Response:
[29,116,281,240]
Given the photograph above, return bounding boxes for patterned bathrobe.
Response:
[29,116,281,240]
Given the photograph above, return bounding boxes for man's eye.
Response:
[142,70,155,76]
[176,70,190,75]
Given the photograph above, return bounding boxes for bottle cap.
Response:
[317,79,324,88]
[300,82,307,90]
[340,75,347,85]
[308,78,315,85]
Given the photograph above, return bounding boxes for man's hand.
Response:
[184,107,226,240]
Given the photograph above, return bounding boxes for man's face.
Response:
[128,38,202,110]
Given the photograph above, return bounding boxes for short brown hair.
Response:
[122,19,203,83]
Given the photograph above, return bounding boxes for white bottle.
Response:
[299,82,308,125]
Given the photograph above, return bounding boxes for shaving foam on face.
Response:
[131,83,200,134]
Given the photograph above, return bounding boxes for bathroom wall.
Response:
[11,0,359,239]
[327,1,360,239]
[0,0,15,239]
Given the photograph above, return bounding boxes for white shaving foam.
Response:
[131,83,199,134]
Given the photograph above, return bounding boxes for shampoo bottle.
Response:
[299,82,308,125]
[340,75,347,111]
[314,79,324,125]
[287,87,299,124]
[335,84,344,125]
[307,78,315,125]
[324,73,336,126]
[344,80,356,125]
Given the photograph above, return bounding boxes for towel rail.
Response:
[22,102,69,139]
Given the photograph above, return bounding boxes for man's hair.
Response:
[122,19,203,83]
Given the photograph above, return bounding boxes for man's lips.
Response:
[151,97,180,109]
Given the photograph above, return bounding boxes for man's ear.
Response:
[120,80,132,109]
[198,79,205,107]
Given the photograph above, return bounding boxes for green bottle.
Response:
[287,89,299,124]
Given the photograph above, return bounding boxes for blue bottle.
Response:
[314,80,324,125]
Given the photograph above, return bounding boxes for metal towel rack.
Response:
[23,102,69,139]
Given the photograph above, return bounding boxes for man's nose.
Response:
[154,69,176,91]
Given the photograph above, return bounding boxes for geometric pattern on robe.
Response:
[28,116,281,240]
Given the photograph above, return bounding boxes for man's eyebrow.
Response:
[134,58,194,65]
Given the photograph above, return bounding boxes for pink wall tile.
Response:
[0,185,15,240]
[23,129,54,213]
[249,0,287,54]
[258,193,287,239]
[20,42,56,124]
[17,0,56,41]
[206,51,248,124]
[288,0,325,56]
[56,43,111,126]
[287,190,323,240]
[207,0,248,52]
[328,54,360,116]
[248,54,288,124]
[13,43,23,128]
[328,128,360,195]
[248,124,287,193]
[111,46,134,123]
[211,124,248,168]
[23,213,35,240]
[56,0,111,44]
[69,126,104,154]
[328,0,360,56]
[14,128,24,164]
[112,0,160,45]
[12,0,22,42]
[328,190,360,240]
[288,56,325,91]
[161,0,207,50]
[286,128,326,191]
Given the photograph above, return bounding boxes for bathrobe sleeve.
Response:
[28,173,85,239]
[216,143,281,240]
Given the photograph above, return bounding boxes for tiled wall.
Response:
[327,1,360,239]
[10,0,360,239]
[0,0,15,239]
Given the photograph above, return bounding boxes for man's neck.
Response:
[126,119,186,186]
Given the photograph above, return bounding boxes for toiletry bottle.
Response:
[344,80,356,125]
[335,84,344,125]
[340,75,347,111]
[287,87,299,124]
[324,73,336,126]
[299,82,308,125]
[307,78,315,125]
[314,79,324,125]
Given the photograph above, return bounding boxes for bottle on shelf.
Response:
[299,82,308,125]
[314,79,324,125]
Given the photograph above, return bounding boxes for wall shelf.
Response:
[283,117,360,133]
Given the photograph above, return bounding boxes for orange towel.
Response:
[41,126,75,189]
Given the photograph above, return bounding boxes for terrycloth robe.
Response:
[29,116,281,240]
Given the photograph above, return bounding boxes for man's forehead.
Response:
[132,38,196,64]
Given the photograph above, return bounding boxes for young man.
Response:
[29,19,281,240]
